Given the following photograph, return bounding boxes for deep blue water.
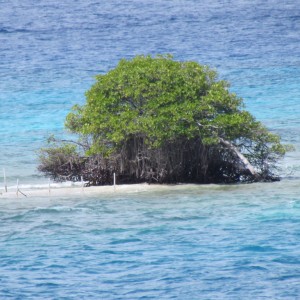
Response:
[1,0,300,298]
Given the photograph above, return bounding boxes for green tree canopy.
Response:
[39,55,288,184]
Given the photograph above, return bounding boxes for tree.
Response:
[38,55,288,185]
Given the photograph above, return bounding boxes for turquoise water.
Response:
[1,182,300,299]
[1,0,300,298]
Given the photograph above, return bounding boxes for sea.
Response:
[1,0,300,298]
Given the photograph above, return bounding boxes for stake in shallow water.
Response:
[16,179,27,198]
[113,173,116,192]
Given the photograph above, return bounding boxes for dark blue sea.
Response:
[1,0,300,298]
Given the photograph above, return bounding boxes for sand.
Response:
[0,179,290,199]
[0,183,184,199]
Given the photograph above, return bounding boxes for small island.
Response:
[38,55,288,186]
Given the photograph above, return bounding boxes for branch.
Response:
[52,138,89,150]
[219,137,258,178]
[196,121,219,130]
[195,120,258,178]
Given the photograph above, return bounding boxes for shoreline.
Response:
[0,183,198,199]
[0,178,297,199]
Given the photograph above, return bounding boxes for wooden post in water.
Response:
[48,178,51,195]
[113,172,116,192]
[81,176,84,192]
[3,168,7,192]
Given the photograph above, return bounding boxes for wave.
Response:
[0,27,33,34]
[5,180,85,191]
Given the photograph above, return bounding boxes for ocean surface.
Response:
[1,0,300,298]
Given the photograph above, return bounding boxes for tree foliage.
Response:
[38,55,288,184]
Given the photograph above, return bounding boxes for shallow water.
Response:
[1,181,300,299]
[1,0,300,298]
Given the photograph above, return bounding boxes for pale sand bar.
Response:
[0,183,195,199]
[0,180,290,200]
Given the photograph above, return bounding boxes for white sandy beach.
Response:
[0,183,190,199]
[0,179,294,200]
[0,183,141,199]
[0,181,241,199]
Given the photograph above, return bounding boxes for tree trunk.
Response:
[219,138,258,179]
